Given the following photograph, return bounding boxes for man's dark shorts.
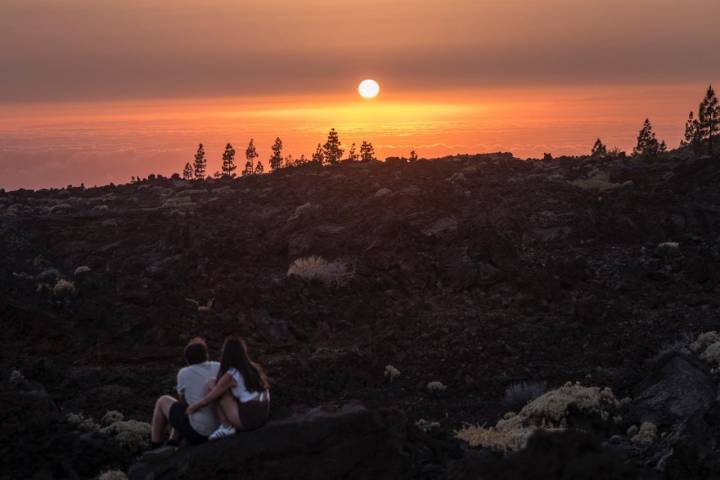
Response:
[169,402,208,445]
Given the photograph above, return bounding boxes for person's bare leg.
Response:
[151,395,177,443]
[217,390,244,429]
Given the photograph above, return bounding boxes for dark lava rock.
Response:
[129,404,410,480]
[479,430,642,480]
[632,352,715,426]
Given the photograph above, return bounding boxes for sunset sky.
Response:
[2,0,719,189]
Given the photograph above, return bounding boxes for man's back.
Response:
[177,361,220,436]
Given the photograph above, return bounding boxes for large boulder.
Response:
[632,352,716,426]
[129,404,410,480]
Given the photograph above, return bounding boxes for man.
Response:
[150,337,220,447]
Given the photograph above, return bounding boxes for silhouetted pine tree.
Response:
[269,137,283,170]
[254,160,265,174]
[360,141,375,162]
[591,139,607,158]
[322,128,343,165]
[633,119,661,159]
[221,143,237,177]
[659,141,667,153]
[243,139,258,176]
[347,143,359,162]
[312,144,324,164]
[193,144,207,179]
[182,162,193,180]
[297,154,307,165]
[681,111,699,150]
[409,150,419,162]
[699,85,719,156]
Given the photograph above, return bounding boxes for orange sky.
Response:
[1,0,719,189]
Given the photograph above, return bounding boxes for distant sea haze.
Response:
[0,85,704,190]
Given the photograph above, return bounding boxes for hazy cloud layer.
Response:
[2,0,719,102]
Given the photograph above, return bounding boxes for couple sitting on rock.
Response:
[150,335,270,447]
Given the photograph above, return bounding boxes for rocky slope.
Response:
[2,152,720,478]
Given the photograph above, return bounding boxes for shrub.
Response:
[66,412,100,432]
[101,420,152,453]
[415,419,441,432]
[74,265,92,276]
[98,471,128,480]
[287,256,352,286]
[161,196,194,209]
[53,279,76,297]
[690,331,720,354]
[289,202,319,221]
[570,171,631,192]
[384,365,401,382]
[457,382,622,452]
[101,410,124,426]
[631,422,657,445]
[9,369,25,384]
[427,381,447,392]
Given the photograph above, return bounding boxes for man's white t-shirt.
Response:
[176,361,220,436]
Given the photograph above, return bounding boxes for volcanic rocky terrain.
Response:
[3,152,720,479]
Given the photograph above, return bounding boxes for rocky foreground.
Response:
[2,152,720,479]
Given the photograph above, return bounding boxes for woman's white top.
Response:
[227,368,270,403]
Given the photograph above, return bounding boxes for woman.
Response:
[187,335,270,440]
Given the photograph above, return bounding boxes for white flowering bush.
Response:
[101,420,152,453]
[101,410,124,426]
[66,412,100,432]
[287,256,353,287]
[457,382,623,452]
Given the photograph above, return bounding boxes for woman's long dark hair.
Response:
[217,336,269,392]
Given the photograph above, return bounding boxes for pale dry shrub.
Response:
[287,256,353,286]
[162,196,194,208]
[53,279,76,297]
[631,422,657,445]
[427,381,447,392]
[415,419,441,432]
[74,265,92,276]
[101,410,124,426]
[384,365,401,382]
[66,412,100,432]
[456,382,621,452]
[98,470,128,480]
[289,202,319,221]
[101,420,152,452]
[570,172,631,192]
[690,331,720,354]
[447,172,467,183]
[700,342,720,365]
[9,369,25,384]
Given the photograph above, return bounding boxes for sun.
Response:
[358,79,380,99]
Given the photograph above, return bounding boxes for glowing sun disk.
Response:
[358,79,380,99]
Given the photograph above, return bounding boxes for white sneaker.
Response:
[208,424,236,441]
